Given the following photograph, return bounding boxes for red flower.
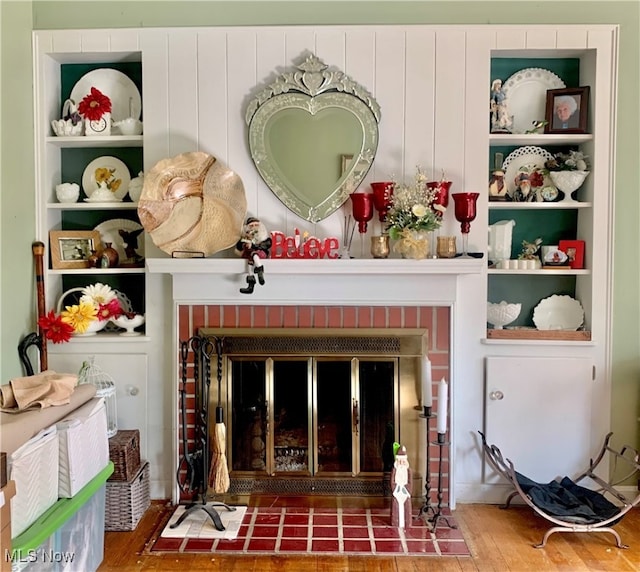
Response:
[97,298,122,321]
[78,87,112,121]
[38,310,74,344]
[529,171,545,188]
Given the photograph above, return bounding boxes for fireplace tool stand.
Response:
[430,432,456,530]
[172,335,235,531]
[416,407,456,531]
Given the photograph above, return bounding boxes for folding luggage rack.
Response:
[479,431,640,548]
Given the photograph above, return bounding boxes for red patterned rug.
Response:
[150,505,471,556]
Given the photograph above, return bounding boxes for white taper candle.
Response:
[436,378,448,434]
[422,356,433,409]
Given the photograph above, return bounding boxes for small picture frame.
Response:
[49,230,102,269]
[544,86,590,134]
[558,239,585,269]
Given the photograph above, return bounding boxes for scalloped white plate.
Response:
[502,67,565,134]
[502,146,556,198]
[533,295,584,331]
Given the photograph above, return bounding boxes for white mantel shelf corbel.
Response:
[147,257,485,305]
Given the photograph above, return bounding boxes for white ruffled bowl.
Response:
[549,170,589,194]
[487,301,522,329]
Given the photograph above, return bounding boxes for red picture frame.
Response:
[558,240,585,269]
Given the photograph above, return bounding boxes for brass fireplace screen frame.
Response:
[200,328,427,496]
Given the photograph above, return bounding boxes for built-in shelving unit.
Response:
[34,52,146,338]
[485,53,608,339]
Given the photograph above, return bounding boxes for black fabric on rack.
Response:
[516,472,621,524]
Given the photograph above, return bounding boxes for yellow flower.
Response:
[94,168,113,185]
[61,301,98,334]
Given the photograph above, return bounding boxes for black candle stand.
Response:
[429,433,457,531]
[416,406,436,525]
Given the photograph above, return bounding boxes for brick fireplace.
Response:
[177,303,451,501]
[148,256,485,507]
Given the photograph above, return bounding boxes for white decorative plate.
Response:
[94,219,145,262]
[502,68,565,134]
[502,145,556,198]
[70,69,141,121]
[82,156,130,200]
[533,295,584,331]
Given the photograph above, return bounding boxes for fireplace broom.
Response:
[209,336,230,494]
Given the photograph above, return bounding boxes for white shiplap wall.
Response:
[138,26,476,245]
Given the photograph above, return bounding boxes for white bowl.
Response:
[72,318,108,337]
[548,170,589,194]
[112,314,145,336]
[487,301,522,329]
[55,182,80,203]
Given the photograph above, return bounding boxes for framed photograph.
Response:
[49,230,102,269]
[558,239,585,269]
[544,86,590,134]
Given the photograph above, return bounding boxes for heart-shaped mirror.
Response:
[246,54,380,222]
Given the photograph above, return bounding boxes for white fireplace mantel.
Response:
[147,257,485,305]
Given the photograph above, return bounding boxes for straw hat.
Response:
[138,152,247,256]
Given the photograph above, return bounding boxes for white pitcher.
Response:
[488,219,515,263]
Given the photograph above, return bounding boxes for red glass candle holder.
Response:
[349,192,374,233]
[370,182,394,222]
[452,192,479,257]
[427,180,452,215]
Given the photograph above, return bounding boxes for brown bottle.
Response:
[88,249,100,268]
[100,242,119,268]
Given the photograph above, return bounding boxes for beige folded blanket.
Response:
[0,371,78,412]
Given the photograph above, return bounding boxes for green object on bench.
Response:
[11,461,114,556]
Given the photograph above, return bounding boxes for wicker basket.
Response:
[108,430,141,482]
[105,461,150,531]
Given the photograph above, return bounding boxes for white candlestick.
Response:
[436,378,448,434]
[422,356,433,409]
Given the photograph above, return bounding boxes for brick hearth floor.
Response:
[151,506,471,556]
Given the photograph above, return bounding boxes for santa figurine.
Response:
[235,217,272,294]
[390,445,413,529]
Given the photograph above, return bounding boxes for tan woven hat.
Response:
[138,152,247,256]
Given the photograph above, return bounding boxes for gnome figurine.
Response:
[235,217,272,294]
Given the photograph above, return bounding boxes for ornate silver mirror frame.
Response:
[246,53,381,222]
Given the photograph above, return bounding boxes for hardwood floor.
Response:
[99,499,640,571]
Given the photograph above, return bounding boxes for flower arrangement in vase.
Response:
[385,166,444,259]
[78,87,112,136]
[38,283,123,342]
